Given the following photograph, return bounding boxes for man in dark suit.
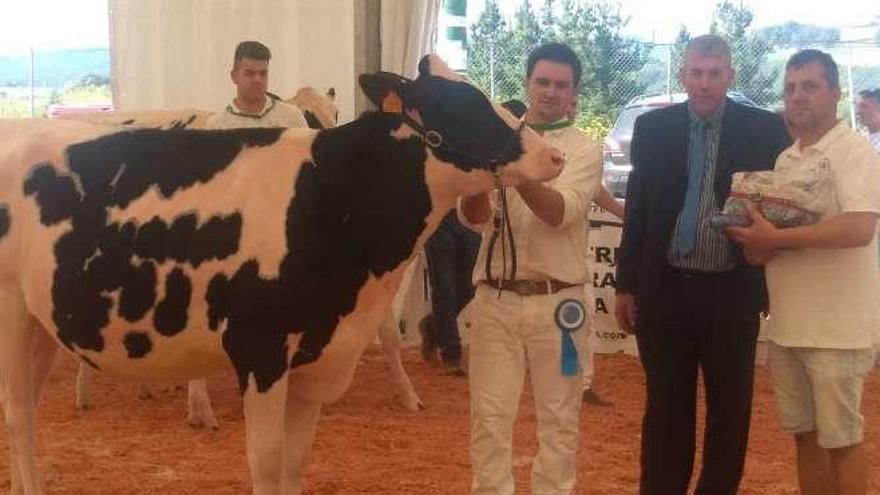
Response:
[614,34,791,494]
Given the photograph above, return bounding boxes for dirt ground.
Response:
[1,347,879,494]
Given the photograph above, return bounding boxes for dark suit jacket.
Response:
[616,99,791,329]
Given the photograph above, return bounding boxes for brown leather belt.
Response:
[480,278,579,297]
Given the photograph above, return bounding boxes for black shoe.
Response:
[418,314,438,362]
[582,388,612,407]
[443,362,466,377]
[441,355,465,377]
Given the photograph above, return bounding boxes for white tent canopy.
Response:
[109,0,439,123]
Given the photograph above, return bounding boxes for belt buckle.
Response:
[515,280,543,297]
[511,280,529,297]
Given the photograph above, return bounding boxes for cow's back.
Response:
[55,108,214,129]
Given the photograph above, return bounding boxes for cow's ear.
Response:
[358,72,410,112]
[326,87,336,101]
[418,54,463,82]
[417,56,432,76]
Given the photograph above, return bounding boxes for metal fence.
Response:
[464,38,880,136]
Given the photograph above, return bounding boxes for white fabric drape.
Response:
[109,0,355,121]
[380,0,440,79]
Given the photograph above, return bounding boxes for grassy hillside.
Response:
[0,47,110,88]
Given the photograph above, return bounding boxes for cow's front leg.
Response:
[0,301,56,495]
[242,372,289,495]
[281,393,322,494]
[378,316,423,411]
[187,379,219,429]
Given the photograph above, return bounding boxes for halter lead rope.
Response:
[397,111,522,296]
[484,183,517,299]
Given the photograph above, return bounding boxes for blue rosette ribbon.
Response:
[554,299,585,376]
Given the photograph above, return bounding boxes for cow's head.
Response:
[289,87,338,130]
[358,55,563,194]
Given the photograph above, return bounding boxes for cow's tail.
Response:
[0,203,10,242]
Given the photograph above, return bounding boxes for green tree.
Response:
[512,0,541,50]
[556,0,590,49]
[539,0,556,42]
[467,0,518,101]
[466,0,651,131]
[580,2,650,115]
[667,25,692,93]
[712,1,779,107]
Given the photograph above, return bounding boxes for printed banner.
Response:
[587,205,638,355]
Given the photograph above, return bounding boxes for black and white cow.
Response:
[0,55,563,494]
[67,86,424,423]
[289,87,337,130]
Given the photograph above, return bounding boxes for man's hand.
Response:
[724,202,781,252]
[614,292,638,334]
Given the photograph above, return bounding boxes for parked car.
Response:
[602,91,756,198]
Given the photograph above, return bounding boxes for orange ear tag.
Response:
[382,91,403,113]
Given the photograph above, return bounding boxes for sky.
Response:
[467,0,880,43]
[0,0,876,55]
[0,0,109,55]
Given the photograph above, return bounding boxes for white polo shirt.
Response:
[459,123,603,285]
[766,121,880,349]
[205,97,306,129]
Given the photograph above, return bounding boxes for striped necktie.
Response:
[674,119,709,256]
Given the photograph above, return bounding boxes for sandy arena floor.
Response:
[1,347,878,494]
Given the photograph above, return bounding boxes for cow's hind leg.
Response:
[378,316,423,411]
[0,292,56,495]
[29,323,59,405]
[187,379,219,429]
[135,383,155,399]
[242,372,289,495]
[281,393,322,495]
[74,362,93,409]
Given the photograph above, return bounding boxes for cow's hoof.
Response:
[75,401,92,411]
[188,411,220,430]
[136,385,155,399]
[398,393,424,412]
[187,415,220,430]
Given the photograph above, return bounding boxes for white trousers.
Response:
[582,332,595,389]
[468,284,588,495]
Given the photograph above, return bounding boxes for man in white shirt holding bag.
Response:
[726,49,880,495]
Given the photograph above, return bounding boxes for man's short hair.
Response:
[786,49,839,89]
[859,88,880,104]
[234,41,271,68]
[684,34,731,64]
[526,42,582,87]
